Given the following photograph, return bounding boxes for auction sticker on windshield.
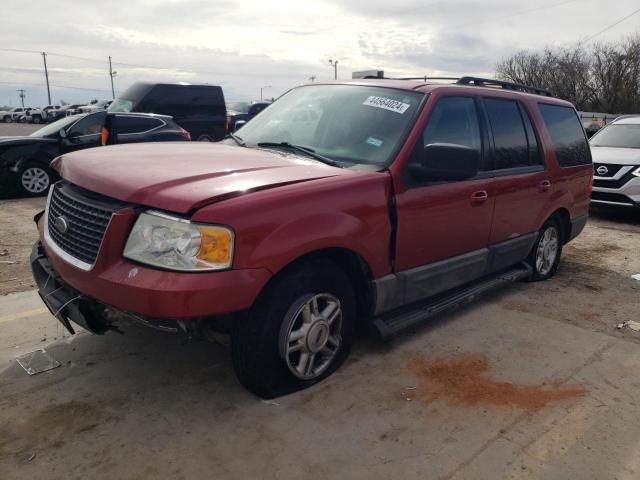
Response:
[363,96,411,114]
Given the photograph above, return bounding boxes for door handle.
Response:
[539,180,551,191]
[470,190,488,206]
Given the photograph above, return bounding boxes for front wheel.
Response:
[231,259,355,398]
[525,217,563,281]
[32,115,42,124]
[4,116,12,123]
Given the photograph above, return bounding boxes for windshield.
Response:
[590,124,640,149]
[29,116,79,137]
[108,98,134,112]
[233,84,423,166]
[227,101,249,114]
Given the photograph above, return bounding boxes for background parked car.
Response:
[29,105,61,124]
[108,82,227,141]
[1,107,26,122]
[590,115,640,209]
[0,111,190,197]
[79,100,112,114]
[227,101,271,132]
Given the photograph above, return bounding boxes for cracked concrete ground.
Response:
[1,201,639,479]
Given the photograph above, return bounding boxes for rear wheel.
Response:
[32,115,42,124]
[4,116,12,123]
[17,163,53,197]
[197,135,213,142]
[232,259,355,398]
[526,217,562,281]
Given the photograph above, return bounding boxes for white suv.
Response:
[590,115,640,208]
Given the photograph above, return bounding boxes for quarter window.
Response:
[485,98,536,169]
[538,104,590,166]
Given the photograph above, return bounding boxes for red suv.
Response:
[31,77,592,398]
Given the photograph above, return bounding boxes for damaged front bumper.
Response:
[31,241,190,335]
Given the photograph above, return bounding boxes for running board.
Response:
[372,263,533,339]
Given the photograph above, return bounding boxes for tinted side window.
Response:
[405,96,481,185]
[485,99,532,169]
[538,104,590,166]
[115,116,163,134]
[67,113,105,136]
[521,106,541,165]
[422,97,481,150]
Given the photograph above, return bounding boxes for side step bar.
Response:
[372,263,533,339]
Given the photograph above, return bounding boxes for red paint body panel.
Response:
[192,172,393,278]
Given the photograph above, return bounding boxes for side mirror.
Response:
[233,120,247,132]
[408,143,479,182]
[59,128,68,139]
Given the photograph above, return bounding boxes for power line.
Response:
[581,7,640,43]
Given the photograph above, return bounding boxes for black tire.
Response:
[197,135,213,142]
[4,116,12,123]
[32,115,42,124]
[525,216,563,281]
[232,258,356,398]
[16,162,54,197]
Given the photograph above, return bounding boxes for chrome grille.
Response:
[46,183,123,265]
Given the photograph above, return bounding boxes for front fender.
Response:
[246,211,390,276]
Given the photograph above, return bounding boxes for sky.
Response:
[0,0,639,107]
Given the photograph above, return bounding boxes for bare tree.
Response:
[496,36,640,113]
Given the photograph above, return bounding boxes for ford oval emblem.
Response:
[54,216,69,234]
[596,165,609,176]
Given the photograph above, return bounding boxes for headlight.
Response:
[632,167,640,177]
[123,211,234,271]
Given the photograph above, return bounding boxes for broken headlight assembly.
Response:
[123,211,234,271]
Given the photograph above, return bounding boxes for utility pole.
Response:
[108,56,117,99]
[329,59,338,80]
[17,89,26,107]
[260,85,271,101]
[309,75,316,82]
[42,52,51,105]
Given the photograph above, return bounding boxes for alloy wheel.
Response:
[279,293,343,380]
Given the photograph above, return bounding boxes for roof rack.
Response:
[357,74,553,97]
[456,76,552,97]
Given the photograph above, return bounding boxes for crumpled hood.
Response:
[53,142,351,213]
[590,146,640,166]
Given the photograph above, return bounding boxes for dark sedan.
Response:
[0,111,190,197]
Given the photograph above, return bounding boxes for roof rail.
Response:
[456,76,552,97]
[397,76,460,81]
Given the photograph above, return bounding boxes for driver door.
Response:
[59,111,106,153]
[393,95,495,304]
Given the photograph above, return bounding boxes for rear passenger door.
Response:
[482,98,549,265]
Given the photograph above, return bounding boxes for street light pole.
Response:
[329,59,338,80]
[17,89,26,107]
[260,85,271,101]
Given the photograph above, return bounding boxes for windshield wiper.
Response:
[257,142,342,168]
[227,132,246,146]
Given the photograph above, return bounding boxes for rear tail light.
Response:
[177,130,191,141]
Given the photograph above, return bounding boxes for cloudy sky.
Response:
[1,0,639,106]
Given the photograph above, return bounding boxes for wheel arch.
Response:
[259,247,375,324]
[547,207,571,244]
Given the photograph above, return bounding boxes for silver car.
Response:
[590,115,640,208]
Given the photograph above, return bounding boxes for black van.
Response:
[108,82,227,141]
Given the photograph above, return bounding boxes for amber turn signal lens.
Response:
[197,226,233,265]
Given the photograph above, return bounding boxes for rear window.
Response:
[538,104,590,166]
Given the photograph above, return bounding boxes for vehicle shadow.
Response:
[589,205,640,226]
